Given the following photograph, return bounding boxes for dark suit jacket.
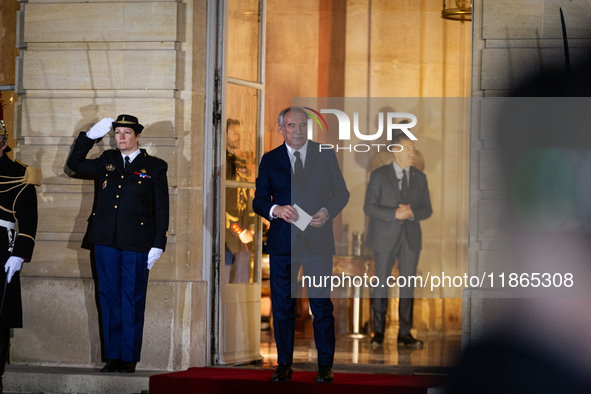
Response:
[364,164,432,252]
[67,132,169,254]
[253,141,349,256]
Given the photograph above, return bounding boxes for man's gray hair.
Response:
[278,106,309,128]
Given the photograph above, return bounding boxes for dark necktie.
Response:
[124,156,130,169]
[294,151,304,186]
[401,169,408,204]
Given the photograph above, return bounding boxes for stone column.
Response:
[465,0,591,346]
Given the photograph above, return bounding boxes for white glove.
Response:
[5,256,24,283]
[238,229,253,244]
[86,117,114,140]
[147,247,163,270]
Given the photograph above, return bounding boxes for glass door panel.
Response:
[225,84,259,183]
[228,0,261,83]
[218,0,265,365]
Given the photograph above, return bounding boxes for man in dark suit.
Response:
[364,133,432,349]
[67,114,169,373]
[253,107,349,383]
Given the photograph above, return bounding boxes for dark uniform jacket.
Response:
[225,151,254,254]
[67,132,169,254]
[0,154,38,328]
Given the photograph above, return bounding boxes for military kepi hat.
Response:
[112,114,144,134]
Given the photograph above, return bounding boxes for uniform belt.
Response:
[0,220,16,252]
[0,220,14,231]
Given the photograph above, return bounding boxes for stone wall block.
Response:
[21,98,178,138]
[477,199,511,242]
[23,50,177,91]
[478,149,503,191]
[482,0,543,39]
[13,278,99,366]
[24,3,177,43]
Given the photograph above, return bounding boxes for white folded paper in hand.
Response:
[290,204,312,231]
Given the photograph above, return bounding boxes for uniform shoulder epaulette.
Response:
[0,159,41,187]
[13,159,41,185]
[143,152,159,159]
[24,167,42,186]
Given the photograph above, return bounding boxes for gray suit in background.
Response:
[364,163,432,336]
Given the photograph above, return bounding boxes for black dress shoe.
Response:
[371,333,384,348]
[100,360,120,373]
[316,365,333,383]
[117,361,137,373]
[397,334,424,349]
[270,363,292,382]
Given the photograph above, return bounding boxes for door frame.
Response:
[203,0,222,366]
[204,0,266,366]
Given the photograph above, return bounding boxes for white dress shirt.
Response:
[286,140,309,171]
[121,148,141,165]
[269,141,327,220]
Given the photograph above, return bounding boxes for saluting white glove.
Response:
[5,256,24,283]
[147,247,163,270]
[86,117,114,140]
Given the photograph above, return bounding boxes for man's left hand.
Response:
[398,204,413,218]
[310,209,329,228]
[4,256,24,283]
[147,248,163,270]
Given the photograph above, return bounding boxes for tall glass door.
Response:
[217,0,265,364]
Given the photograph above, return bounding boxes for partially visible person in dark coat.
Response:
[66,114,169,374]
[0,94,38,393]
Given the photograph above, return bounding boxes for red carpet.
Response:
[149,367,447,394]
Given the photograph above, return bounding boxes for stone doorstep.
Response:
[3,365,159,394]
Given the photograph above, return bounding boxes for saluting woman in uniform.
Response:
[66,115,169,373]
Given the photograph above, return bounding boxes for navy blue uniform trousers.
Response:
[95,245,149,363]
[270,238,335,366]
